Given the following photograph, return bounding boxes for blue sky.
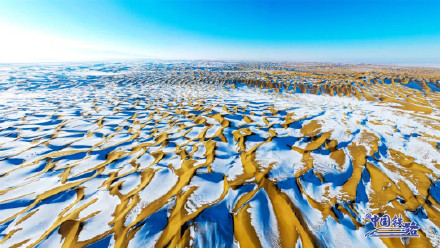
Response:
[0,0,439,64]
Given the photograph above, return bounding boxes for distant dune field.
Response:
[0,62,439,247]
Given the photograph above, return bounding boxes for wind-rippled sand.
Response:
[0,62,440,247]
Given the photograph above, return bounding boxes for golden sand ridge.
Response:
[0,62,439,247]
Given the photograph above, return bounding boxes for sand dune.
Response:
[0,62,439,247]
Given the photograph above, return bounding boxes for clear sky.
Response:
[0,0,439,65]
